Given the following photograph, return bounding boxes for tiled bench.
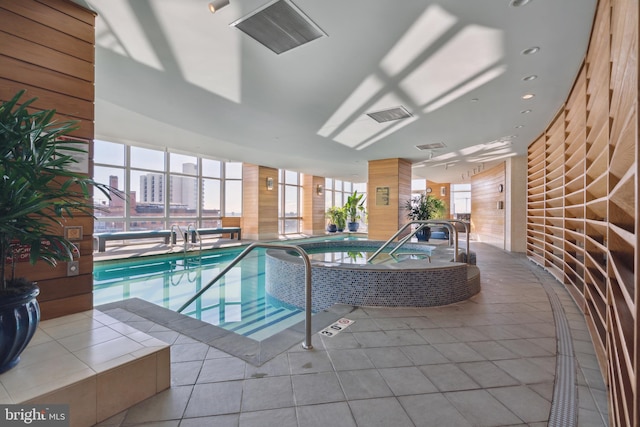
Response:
[0,310,170,427]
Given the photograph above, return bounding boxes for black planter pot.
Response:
[327,224,337,233]
[0,282,40,374]
[347,222,359,232]
[415,227,431,242]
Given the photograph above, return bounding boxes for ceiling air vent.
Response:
[415,142,447,151]
[366,106,413,123]
[231,0,326,55]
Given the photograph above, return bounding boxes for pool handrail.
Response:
[389,221,458,258]
[369,220,470,264]
[176,242,314,350]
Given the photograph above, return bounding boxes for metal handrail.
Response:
[445,219,470,262]
[389,221,457,258]
[186,223,202,253]
[177,242,314,350]
[369,219,470,263]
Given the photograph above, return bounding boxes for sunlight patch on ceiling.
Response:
[317,75,384,138]
[355,116,417,150]
[333,93,413,148]
[380,5,457,76]
[90,0,163,71]
[152,2,241,103]
[424,64,506,113]
[400,25,504,108]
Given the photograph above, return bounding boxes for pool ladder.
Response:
[177,242,314,350]
[170,224,202,253]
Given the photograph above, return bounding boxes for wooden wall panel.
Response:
[426,181,451,219]
[302,175,326,235]
[367,159,411,241]
[470,163,505,248]
[242,164,278,240]
[0,0,96,319]
[526,0,639,424]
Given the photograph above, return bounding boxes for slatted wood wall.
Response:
[526,0,638,423]
[0,0,96,319]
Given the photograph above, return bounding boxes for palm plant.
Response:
[344,190,366,223]
[0,90,116,291]
[326,206,346,231]
[404,194,447,241]
[404,194,446,221]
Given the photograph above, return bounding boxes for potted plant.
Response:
[326,206,346,232]
[404,193,447,241]
[0,90,116,373]
[344,190,366,232]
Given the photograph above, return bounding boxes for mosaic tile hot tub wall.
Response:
[265,241,480,311]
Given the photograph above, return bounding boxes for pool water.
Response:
[93,248,308,341]
[301,246,430,264]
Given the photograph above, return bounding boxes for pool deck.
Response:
[90,240,608,427]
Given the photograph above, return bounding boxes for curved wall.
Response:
[526,0,638,423]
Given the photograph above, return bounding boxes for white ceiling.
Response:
[76,0,596,183]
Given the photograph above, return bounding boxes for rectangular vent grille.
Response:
[415,142,447,150]
[231,0,326,55]
[367,106,413,123]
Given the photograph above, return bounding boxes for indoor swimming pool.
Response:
[93,247,306,341]
[93,235,478,342]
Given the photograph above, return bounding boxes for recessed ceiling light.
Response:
[510,0,532,6]
[521,109,532,114]
[522,93,535,100]
[470,98,479,102]
[522,75,538,81]
[522,46,540,55]
[515,125,524,128]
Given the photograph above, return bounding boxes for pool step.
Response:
[213,295,304,339]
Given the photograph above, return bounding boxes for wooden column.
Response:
[367,159,411,240]
[0,0,96,319]
[241,164,278,240]
[426,180,451,219]
[302,175,326,235]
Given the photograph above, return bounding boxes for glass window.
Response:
[170,153,197,175]
[94,140,124,166]
[325,178,333,190]
[202,178,221,214]
[225,162,243,179]
[225,180,242,216]
[284,185,298,217]
[130,169,166,217]
[203,158,221,178]
[411,179,426,191]
[169,174,198,217]
[285,170,298,185]
[94,166,124,217]
[131,146,165,171]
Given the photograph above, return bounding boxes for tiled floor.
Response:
[0,310,170,426]
[95,242,609,427]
